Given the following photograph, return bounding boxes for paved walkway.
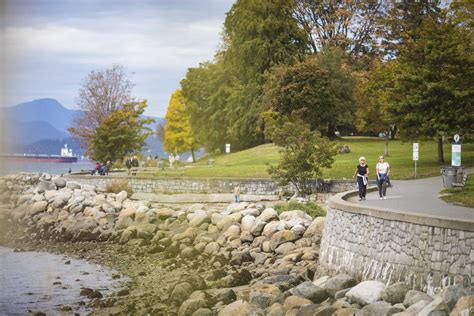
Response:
[348,167,474,222]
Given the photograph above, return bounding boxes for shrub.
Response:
[106,180,133,196]
[273,201,326,218]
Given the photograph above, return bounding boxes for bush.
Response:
[106,180,133,196]
[274,201,326,218]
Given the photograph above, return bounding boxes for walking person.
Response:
[376,155,390,199]
[353,157,369,201]
[125,156,132,175]
[234,185,241,203]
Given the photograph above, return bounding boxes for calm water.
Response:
[0,161,95,177]
[0,246,126,315]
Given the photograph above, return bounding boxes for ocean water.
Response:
[0,160,95,177]
[0,246,126,315]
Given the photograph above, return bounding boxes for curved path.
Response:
[348,167,473,222]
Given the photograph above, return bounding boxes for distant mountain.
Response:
[6,98,80,132]
[4,98,164,156]
[9,119,68,144]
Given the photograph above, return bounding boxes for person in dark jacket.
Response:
[125,156,132,175]
[353,156,369,201]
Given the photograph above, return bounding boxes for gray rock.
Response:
[290,281,329,304]
[218,299,264,316]
[334,287,352,299]
[324,274,357,298]
[418,297,450,316]
[279,210,311,221]
[37,180,57,193]
[52,177,67,188]
[403,290,433,307]
[178,298,209,316]
[266,302,286,316]
[189,212,210,227]
[381,282,410,305]
[192,308,213,316]
[249,219,266,236]
[269,230,298,250]
[240,231,254,243]
[258,208,279,222]
[387,303,405,315]
[303,217,325,238]
[355,301,392,316]
[345,281,385,306]
[401,300,430,315]
[274,242,298,255]
[169,282,193,305]
[66,182,81,190]
[29,201,48,216]
[435,285,469,310]
[241,215,256,232]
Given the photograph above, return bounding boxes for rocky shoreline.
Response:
[0,173,471,316]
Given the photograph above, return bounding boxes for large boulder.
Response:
[324,274,357,298]
[189,212,210,227]
[283,295,312,310]
[248,284,281,309]
[278,210,311,221]
[355,301,391,316]
[269,230,298,251]
[169,282,194,305]
[381,282,409,304]
[403,290,433,307]
[258,208,279,222]
[178,298,209,316]
[216,213,242,230]
[249,219,266,236]
[289,281,329,304]
[345,281,385,306]
[52,177,67,189]
[29,201,48,216]
[241,215,256,232]
[436,285,469,310]
[303,217,325,238]
[450,295,473,316]
[37,180,57,193]
[418,296,450,315]
[217,300,263,316]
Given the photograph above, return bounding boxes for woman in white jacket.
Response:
[376,156,390,199]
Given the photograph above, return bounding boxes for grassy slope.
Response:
[153,137,474,180]
[440,176,474,208]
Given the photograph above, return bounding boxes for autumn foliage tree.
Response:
[163,90,197,161]
[69,64,134,149]
[88,101,153,162]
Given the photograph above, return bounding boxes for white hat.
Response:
[359,156,366,162]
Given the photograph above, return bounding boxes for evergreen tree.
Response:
[163,90,197,161]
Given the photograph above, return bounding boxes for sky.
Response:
[0,0,234,117]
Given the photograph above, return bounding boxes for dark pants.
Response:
[357,177,367,198]
[378,173,388,197]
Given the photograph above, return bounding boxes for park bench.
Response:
[452,173,468,187]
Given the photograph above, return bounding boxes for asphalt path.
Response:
[348,167,474,222]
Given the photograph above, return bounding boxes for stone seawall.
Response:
[65,175,369,195]
[319,190,473,293]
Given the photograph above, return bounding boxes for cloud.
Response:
[1,1,234,115]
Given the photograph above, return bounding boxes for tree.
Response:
[88,101,154,162]
[293,0,387,57]
[356,60,400,156]
[389,6,474,162]
[69,64,134,148]
[163,90,197,161]
[180,0,309,153]
[268,117,337,197]
[263,48,354,137]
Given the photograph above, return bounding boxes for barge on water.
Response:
[0,144,78,163]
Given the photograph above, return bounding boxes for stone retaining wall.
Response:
[64,175,367,195]
[319,191,473,293]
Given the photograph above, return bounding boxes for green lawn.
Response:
[440,176,474,208]
[148,137,474,180]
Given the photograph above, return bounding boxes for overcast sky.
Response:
[0,0,234,116]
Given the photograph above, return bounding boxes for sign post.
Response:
[413,143,419,178]
[225,144,230,166]
[452,134,461,167]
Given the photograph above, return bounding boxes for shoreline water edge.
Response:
[0,172,471,315]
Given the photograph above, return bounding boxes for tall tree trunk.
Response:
[191,148,196,163]
[390,125,397,140]
[384,134,389,157]
[326,124,336,138]
[437,136,444,163]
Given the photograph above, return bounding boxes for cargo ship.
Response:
[0,144,78,163]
